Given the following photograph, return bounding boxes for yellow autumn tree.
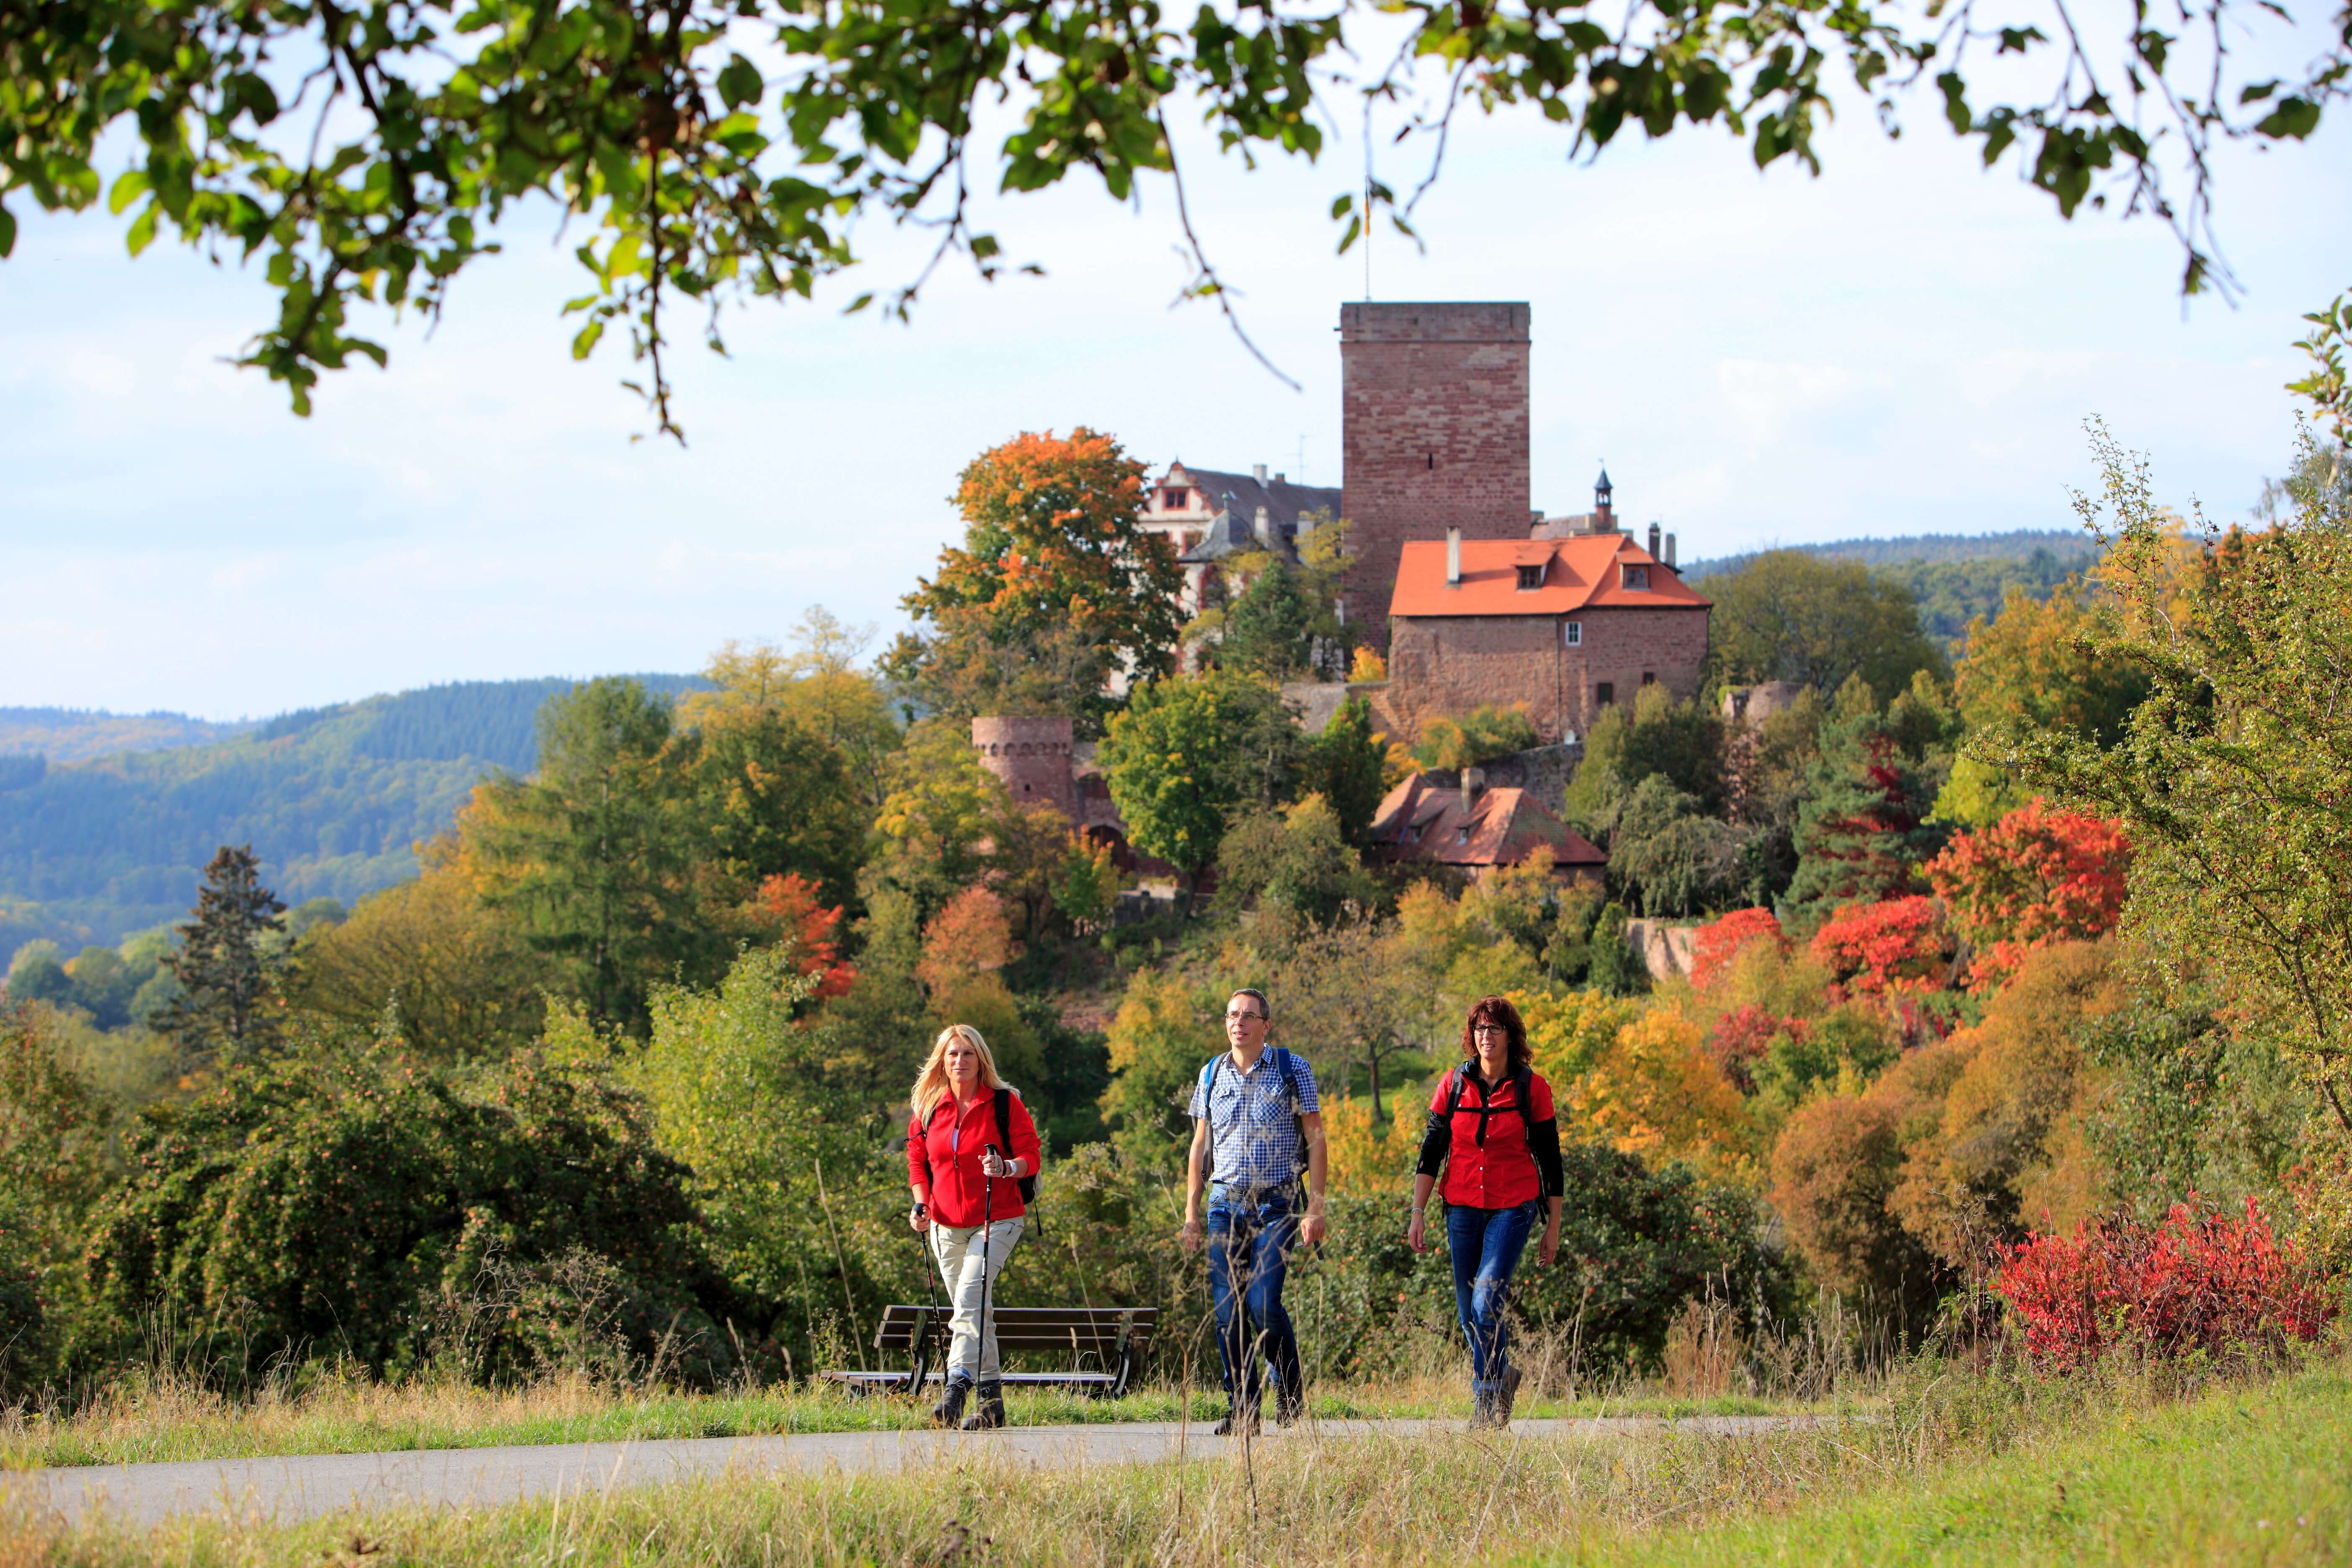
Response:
[1555,1006,1754,1187]
[1322,1089,1429,1198]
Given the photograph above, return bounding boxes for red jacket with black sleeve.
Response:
[907,1088,1042,1227]
[1416,1068,1565,1210]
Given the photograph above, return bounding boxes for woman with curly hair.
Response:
[1406,994,1564,1428]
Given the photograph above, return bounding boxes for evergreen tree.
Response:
[1779,678,1956,932]
[467,678,703,1030]
[1218,561,1322,680]
[160,844,287,1061]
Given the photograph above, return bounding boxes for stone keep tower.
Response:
[970,716,1077,821]
[1339,302,1533,636]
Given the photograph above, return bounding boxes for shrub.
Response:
[83,1034,748,1387]
[1690,908,1785,992]
[1704,1003,1784,1093]
[1412,703,1541,770]
[1514,1142,1793,1368]
[1995,1197,2334,1370]
[1768,1037,1967,1326]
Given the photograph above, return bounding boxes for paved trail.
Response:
[3,1416,1826,1529]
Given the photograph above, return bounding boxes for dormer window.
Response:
[1620,564,1650,591]
[1516,563,1545,590]
[1164,488,1190,510]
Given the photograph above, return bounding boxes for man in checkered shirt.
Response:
[1180,988,1329,1434]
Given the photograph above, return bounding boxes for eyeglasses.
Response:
[1225,1010,1266,1023]
[1473,1024,1509,1035]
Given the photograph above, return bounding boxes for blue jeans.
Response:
[1446,1201,1540,1394]
[1206,1190,1302,1416]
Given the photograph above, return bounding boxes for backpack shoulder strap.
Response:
[1445,1066,1470,1117]
[1515,1067,1534,1115]
[993,1086,1013,1150]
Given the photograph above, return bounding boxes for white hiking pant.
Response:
[930,1217,1024,1381]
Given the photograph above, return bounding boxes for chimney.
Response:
[1254,505,1271,547]
[1664,532,1677,568]
[1445,527,1462,586]
[1252,463,1268,483]
[1648,521,1662,559]
[1460,766,1485,815]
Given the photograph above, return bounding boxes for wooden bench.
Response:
[823,1304,1159,1398]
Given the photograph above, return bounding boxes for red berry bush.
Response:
[1994,1197,2334,1370]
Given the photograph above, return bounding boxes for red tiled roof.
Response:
[1388,534,1711,617]
[1367,776,1607,871]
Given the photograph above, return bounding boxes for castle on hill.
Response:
[977,300,1712,881]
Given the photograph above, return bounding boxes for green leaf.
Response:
[2254,98,2321,140]
[126,202,159,257]
[572,319,606,358]
[108,170,150,216]
[0,202,13,259]
[717,53,764,111]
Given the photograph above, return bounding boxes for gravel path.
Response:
[2,1415,1830,1529]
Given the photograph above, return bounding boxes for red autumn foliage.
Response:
[1808,896,1952,997]
[1690,907,1786,992]
[745,873,857,998]
[1926,799,2130,992]
[1704,1003,1800,1094]
[1994,1197,2334,1370]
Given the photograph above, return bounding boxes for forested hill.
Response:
[0,675,705,964]
[1684,530,2098,649]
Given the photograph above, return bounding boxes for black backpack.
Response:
[1444,1065,1535,1149]
[993,1087,1040,1205]
[1201,1047,1309,1186]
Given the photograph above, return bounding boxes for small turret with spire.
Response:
[1594,465,1616,533]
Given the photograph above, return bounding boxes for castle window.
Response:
[1516,563,1544,590]
[1164,488,1189,510]
[1562,621,1582,647]
[1620,564,1650,591]
[1596,682,1615,707]
[1642,671,1656,686]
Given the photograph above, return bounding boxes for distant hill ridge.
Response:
[0,708,256,765]
[0,674,707,965]
[1682,529,2094,578]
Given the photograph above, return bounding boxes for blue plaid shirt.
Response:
[1190,1047,1320,1195]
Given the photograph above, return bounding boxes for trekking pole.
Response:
[914,1199,943,1397]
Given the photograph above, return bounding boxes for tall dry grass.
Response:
[9,1349,2348,1567]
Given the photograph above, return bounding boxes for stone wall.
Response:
[1625,918,1699,981]
[1384,604,1710,742]
[1339,302,1532,635]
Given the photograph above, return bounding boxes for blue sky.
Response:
[4,47,2346,720]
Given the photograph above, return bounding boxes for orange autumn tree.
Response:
[1926,799,2130,992]
[745,873,858,1001]
[1809,896,1952,997]
[887,428,1185,732]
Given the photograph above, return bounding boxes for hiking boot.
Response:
[931,1377,971,1428]
[1213,1408,1261,1436]
[1497,1367,1524,1429]
[1467,1387,1497,1431]
[1273,1391,1306,1428]
[959,1382,1007,1431]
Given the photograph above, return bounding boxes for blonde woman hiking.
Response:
[906,1023,1042,1430]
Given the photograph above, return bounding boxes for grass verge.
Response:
[3,1354,2344,1564]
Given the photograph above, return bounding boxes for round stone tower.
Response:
[970,716,1077,821]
